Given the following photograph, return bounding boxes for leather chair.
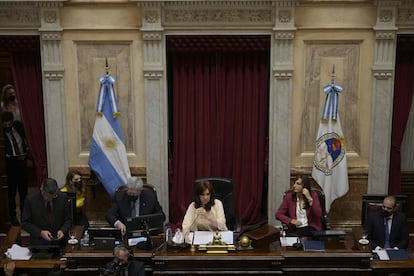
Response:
[361,194,407,226]
[194,177,241,232]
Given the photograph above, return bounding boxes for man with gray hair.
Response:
[106,177,165,235]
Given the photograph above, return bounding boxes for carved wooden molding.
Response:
[372,68,394,79]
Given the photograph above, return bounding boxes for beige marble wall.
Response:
[60,4,146,169]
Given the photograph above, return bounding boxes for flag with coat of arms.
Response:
[88,65,131,197]
[312,80,349,213]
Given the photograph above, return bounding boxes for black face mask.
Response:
[3,126,12,133]
[382,209,392,218]
[128,195,138,202]
[74,180,83,190]
[8,96,16,102]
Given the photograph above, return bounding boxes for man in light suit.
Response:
[106,177,165,236]
[365,195,409,249]
[22,178,72,246]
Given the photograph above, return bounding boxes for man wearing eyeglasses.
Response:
[22,178,72,246]
[365,195,409,250]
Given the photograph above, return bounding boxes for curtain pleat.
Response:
[389,35,414,194]
[11,46,47,187]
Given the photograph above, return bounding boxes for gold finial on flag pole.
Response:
[331,64,336,84]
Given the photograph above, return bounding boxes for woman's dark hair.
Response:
[65,169,83,192]
[194,180,216,211]
[291,175,312,209]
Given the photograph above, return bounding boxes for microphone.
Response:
[110,257,119,268]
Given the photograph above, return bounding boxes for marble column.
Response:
[139,4,170,221]
[269,2,297,226]
[39,2,68,185]
[368,1,398,194]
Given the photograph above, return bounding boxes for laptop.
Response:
[93,237,116,250]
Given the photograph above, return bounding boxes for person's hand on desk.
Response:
[41,230,56,241]
[56,230,65,240]
[115,221,127,236]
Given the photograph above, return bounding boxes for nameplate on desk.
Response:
[303,240,325,251]
[190,231,233,245]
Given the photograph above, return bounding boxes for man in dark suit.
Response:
[22,178,72,246]
[102,244,145,276]
[2,111,30,226]
[106,176,165,236]
[365,195,409,249]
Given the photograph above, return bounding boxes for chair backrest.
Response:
[194,177,237,231]
[65,192,77,225]
[361,194,407,226]
[312,188,330,230]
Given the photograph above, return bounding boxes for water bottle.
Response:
[165,226,172,244]
[174,228,184,244]
[81,230,89,247]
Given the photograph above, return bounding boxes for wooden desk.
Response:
[153,245,283,275]
[3,226,414,275]
[152,230,373,275]
[0,259,66,275]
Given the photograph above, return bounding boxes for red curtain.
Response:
[389,35,414,195]
[9,38,48,187]
[167,36,270,226]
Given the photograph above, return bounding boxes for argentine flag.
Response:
[88,74,131,197]
[312,82,349,212]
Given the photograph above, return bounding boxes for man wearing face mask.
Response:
[60,170,89,227]
[106,177,165,236]
[1,111,30,226]
[365,195,409,250]
[22,178,72,246]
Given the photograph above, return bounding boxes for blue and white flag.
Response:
[88,74,131,197]
[312,83,349,212]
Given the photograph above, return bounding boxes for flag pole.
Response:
[331,64,335,84]
[105,57,110,75]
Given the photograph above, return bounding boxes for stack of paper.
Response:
[5,244,32,260]
[280,237,299,247]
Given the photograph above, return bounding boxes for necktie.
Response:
[47,201,52,224]
[131,201,136,217]
[9,130,21,155]
[384,218,390,248]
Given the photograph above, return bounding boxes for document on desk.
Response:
[373,249,410,260]
[190,231,234,245]
[280,237,299,247]
[5,244,32,260]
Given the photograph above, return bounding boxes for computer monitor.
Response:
[125,212,164,237]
